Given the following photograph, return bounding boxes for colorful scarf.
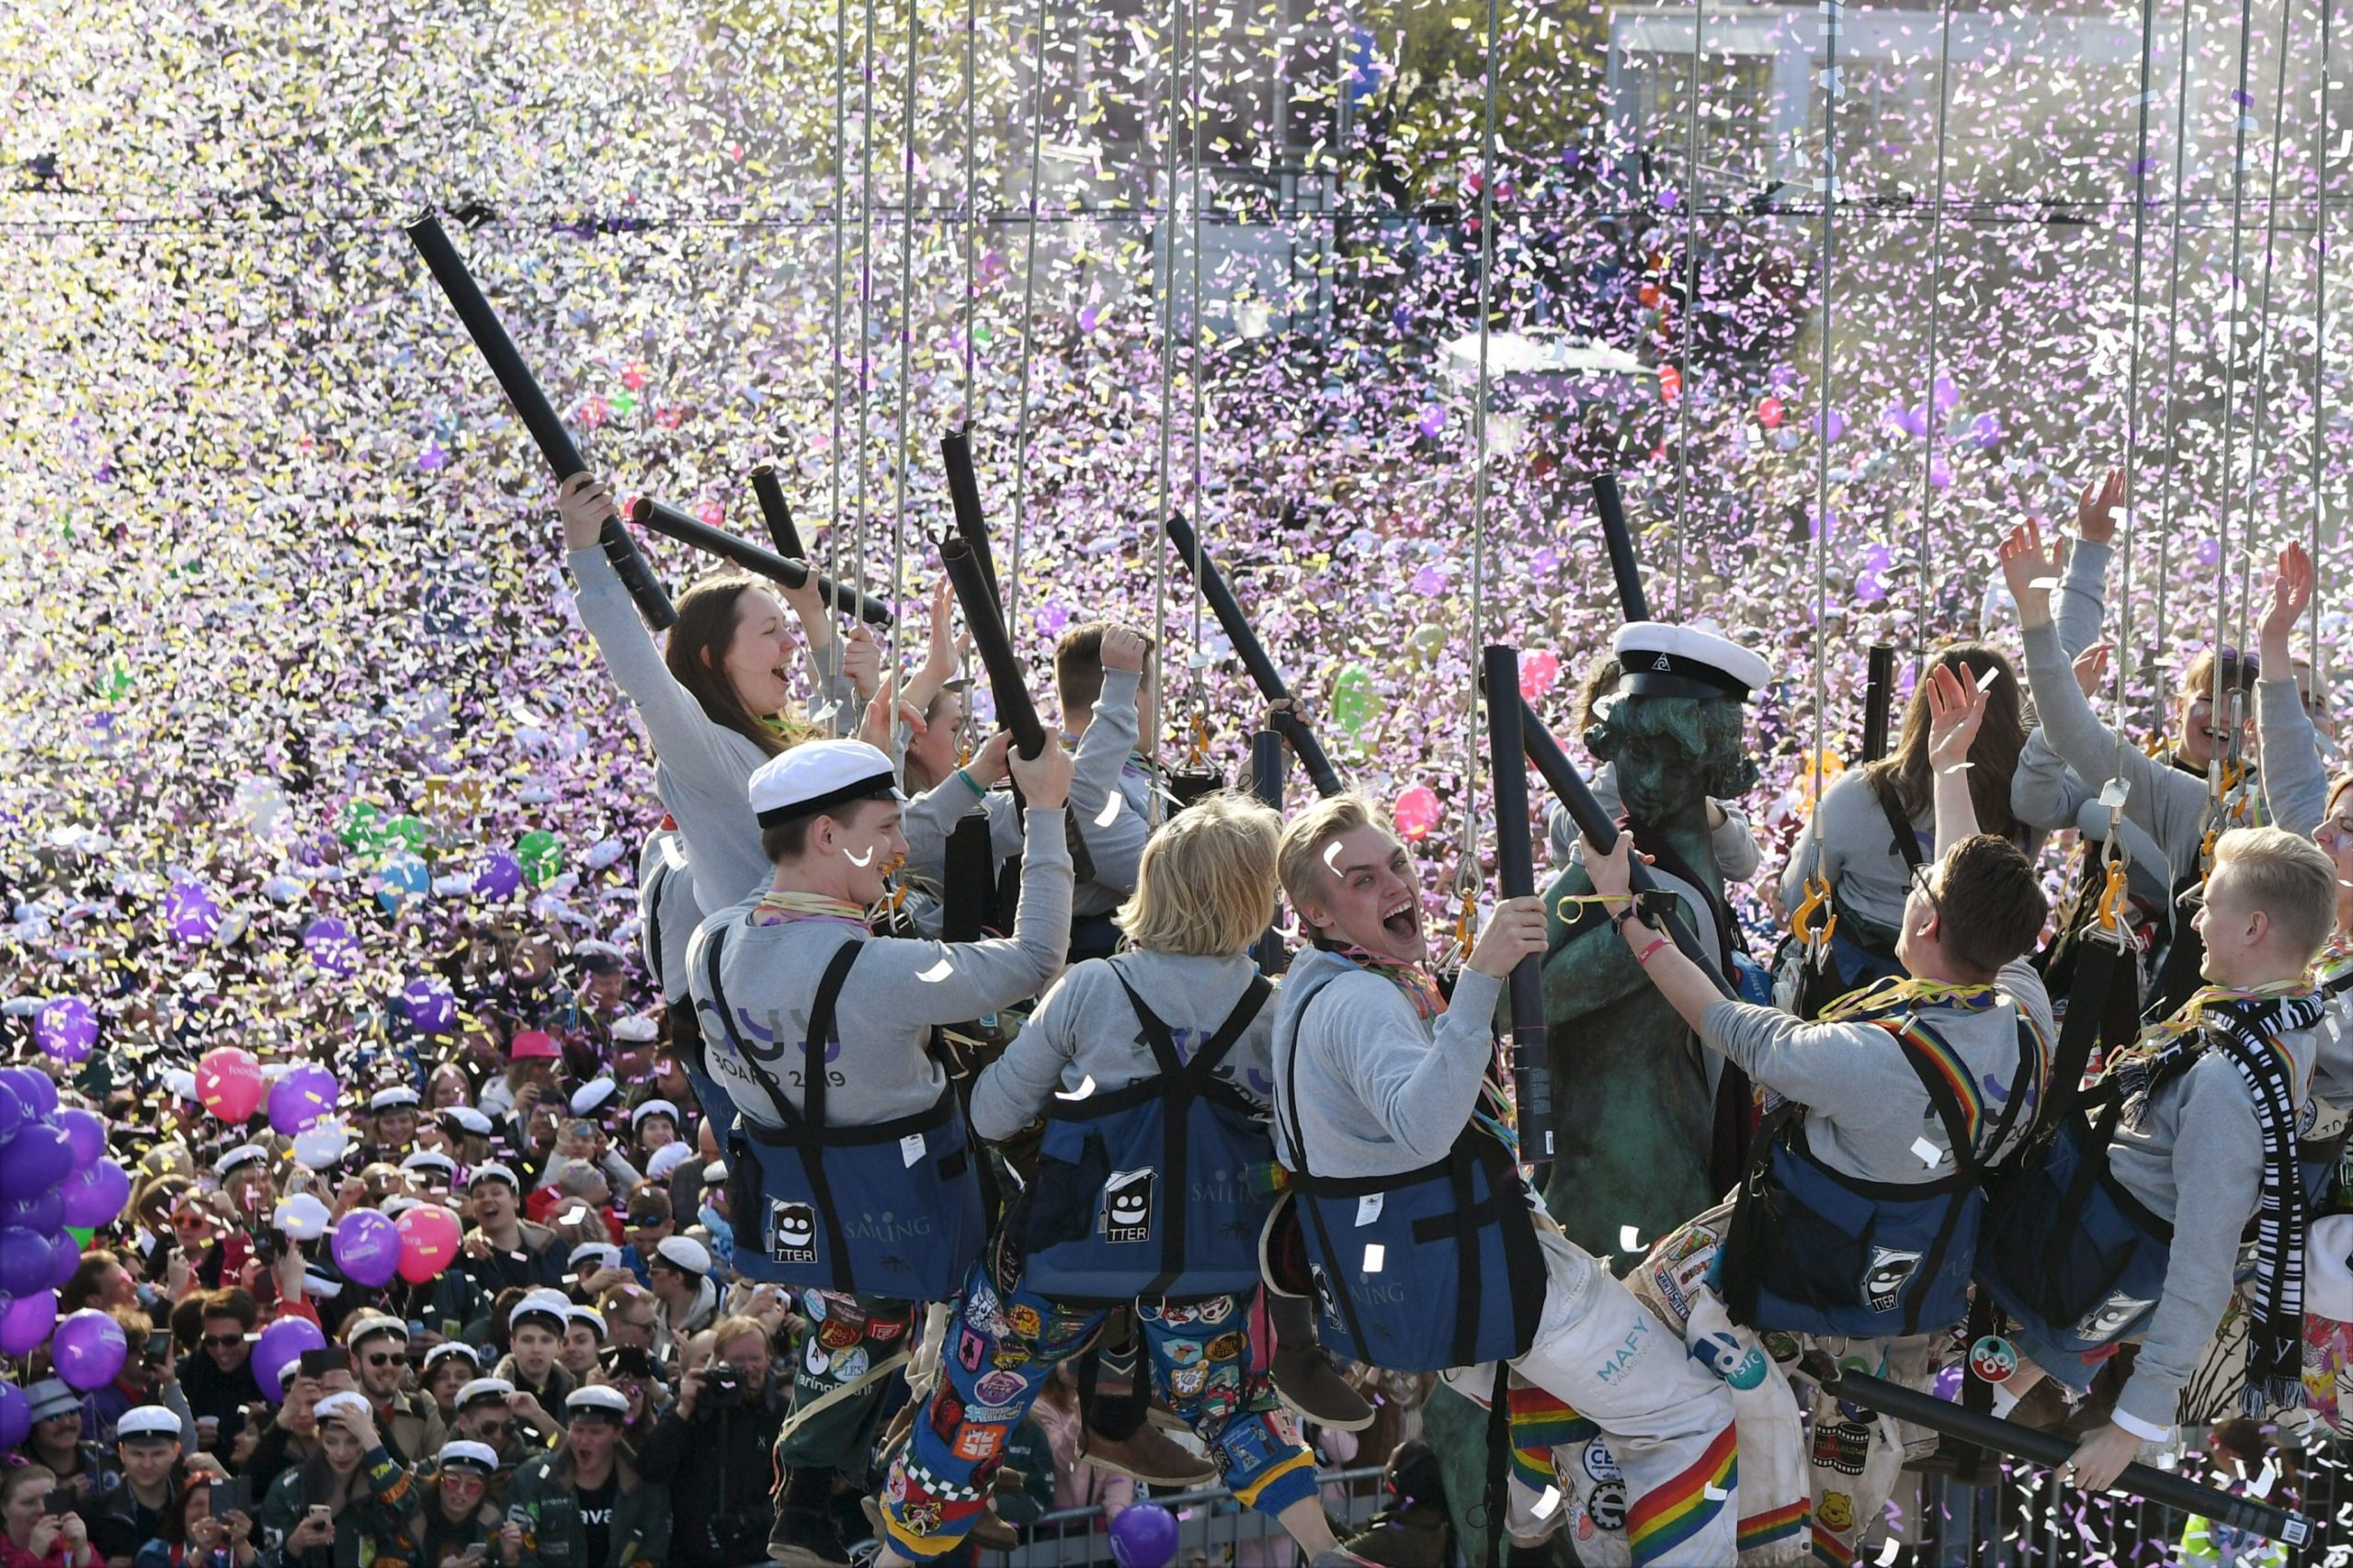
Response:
[1815,975,1998,1024]
[2107,983,2322,1413]
[2314,935,2353,996]
[750,890,869,927]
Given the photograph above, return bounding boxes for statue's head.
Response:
[1584,684,1760,824]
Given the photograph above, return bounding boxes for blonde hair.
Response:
[2212,825,2340,963]
[1275,791,1386,915]
[1115,792,1281,957]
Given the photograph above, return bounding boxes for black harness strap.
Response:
[1883,1011,2039,1335]
[1872,775,1927,871]
[2044,932,2138,1138]
[1109,968,1270,1301]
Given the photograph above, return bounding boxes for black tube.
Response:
[1483,648,1554,1162]
[1590,473,1650,624]
[1253,731,1287,975]
[748,465,809,562]
[941,536,1046,759]
[1802,1355,2315,1550]
[940,431,1003,611]
[1861,643,1896,763]
[1163,513,1346,797]
[630,498,892,626]
[1519,699,1733,998]
[940,815,995,945]
[404,213,676,631]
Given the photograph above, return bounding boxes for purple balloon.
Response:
[0,1079,23,1144]
[0,1291,56,1357]
[1108,1503,1178,1568]
[251,1316,327,1401]
[267,1063,340,1137]
[472,850,523,901]
[0,1069,58,1119]
[166,880,221,944]
[0,1230,52,1297]
[1,1190,63,1234]
[331,1209,403,1289]
[53,1108,104,1173]
[1970,411,2002,449]
[0,1381,27,1449]
[33,999,97,1064]
[1934,1364,1964,1402]
[60,1159,129,1230]
[51,1307,128,1392]
[0,1124,70,1196]
[400,978,457,1036]
[302,917,358,978]
[48,1233,79,1289]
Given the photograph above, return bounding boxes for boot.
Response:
[1338,1440,1453,1568]
[858,1494,1019,1554]
[1272,1340,1375,1431]
[769,1469,850,1568]
[1079,1420,1221,1486]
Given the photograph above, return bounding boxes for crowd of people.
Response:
[3,460,2347,1568]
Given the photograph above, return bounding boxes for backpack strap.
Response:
[698,923,804,1136]
[1870,773,1926,871]
[1111,966,1270,1085]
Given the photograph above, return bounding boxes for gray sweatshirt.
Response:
[970,950,1277,1141]
[635,829,699,1004]
[2106,1010,2323,1431]
[1776,767,1930,936]
[1544,763,1763,882]
[568,545,855,917]
[1067,668,1157,916]
[1269,944,1509,1178]
[1697,960,2055,1185]
[683,807,1074,1128]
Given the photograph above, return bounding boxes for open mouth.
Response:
[1381,896,1420,943]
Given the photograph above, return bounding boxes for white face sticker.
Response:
[1323,841,1346,872]
[1619,1225,1643,1253]
[1053,1074,1098,1101]
[1094,793,1123,828]
[843,845,876,868]
[915,958,955,983]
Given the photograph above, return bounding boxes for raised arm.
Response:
[1067,647,1151,894]
[2052,471,2121,659]
[967,961,1089,1140]
[1923,660,1985,854]
[2256,542,2327,840]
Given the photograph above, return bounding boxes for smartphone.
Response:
[145,1330,174,1362]
[207,1479,252,1519]
[563,1119,597,1142]
[42,1488,75,1517]
[298,1346,350,1378]
[406,1320,426,1338]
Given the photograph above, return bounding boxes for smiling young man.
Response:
[1269,794,1739,1566]
[686,733,1076,1568]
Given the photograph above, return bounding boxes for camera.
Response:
[699,1361,744,1411]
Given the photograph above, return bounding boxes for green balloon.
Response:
[517,829,563,887]
[337,801,384,850]
[385,814,429,854]
[65,1225,94,1251]
[1331,664,1379,738]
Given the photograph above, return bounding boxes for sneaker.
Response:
[769,1506,850,1568]
[1273,1343,1375,1431]
[1080,1420,1221,1486]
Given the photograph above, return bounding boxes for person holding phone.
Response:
[2,1466,95,1568]
[134,1466,255,1568]
[255,1394,414,1568]
[503,1389,668,1568]
[176,1292,261,1456]
[342,1318,443,1469]
[397,1443,504,1568]
[17,1385,108,1505]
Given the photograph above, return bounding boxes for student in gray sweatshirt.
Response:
[1986,520,2337,1494]
[875,795,1360,1568]
[1587,661,2053,1568]
[1270,794,1739,1566]
[684,733,1074,1568]
[1775,642,2033,1015]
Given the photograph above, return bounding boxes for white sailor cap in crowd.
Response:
[747,739,904,827]
[116,1405,182,1445]
[2310,1213,2353,1322]
[215,1144,268,1178]
[570,1079,619,1119]
[422,1343,481,1376]
[520,1287,572,1314]
[457,1377,515,1409]
[272,1193,332,1241]
[162,1070,199,1103]
[302,1266,345,1301]
[568,1242,622,1272]
[313,1392,371,1426]
[343,1314,408,1350]
[652,1235,711,1277]
[564,1385,630,1421]
[369,1086,422,1113]
[1609,621,1775,703]
[26,1379,78,1424]
[567,1307,608,1340]
[437,1439,501,1476]
[440,1107,494,1137]
[470,1162,519,1192]
[700,1160,728,1187]
[572,939,627,972]
[611,1014,659,1044]
[630,1100,679,1130]
[381,1196,421,1219]
[401,1151,458,1180]
[645,1144,693,1181]
[508,1298,568,1336]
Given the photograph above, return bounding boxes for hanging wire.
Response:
[2314,0,2334,705]
[2209,0,2267,821]
[2109,0,2160,784]
[825,0,850,735]
[1147,0,1188,826]
[1456,0,1505,942]
[2150,0,2198,707]
[854,0,881,605]
[1185,0,1208,756]
[1008,0,1050,640]
[961,0,978,420]
[1912,0,1956,675]
[890,0,922,690]
[1671,0,1704,621]
[1803,0,1841,882]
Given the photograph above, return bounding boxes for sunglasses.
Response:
[472,1419,513,1437]
[362,1352,404,1368]
[202,1335,246,1349]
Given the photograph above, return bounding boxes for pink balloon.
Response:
[395,1205,462,1285]
[0,1291,57,1357]
[1518,651,1562,701]
[1393,785,1443,841]
[333,1210,403,1289]
[51,1307,127,1392]
[196,1047,266,1124]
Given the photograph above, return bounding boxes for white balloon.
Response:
[292,1120,350,1170]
